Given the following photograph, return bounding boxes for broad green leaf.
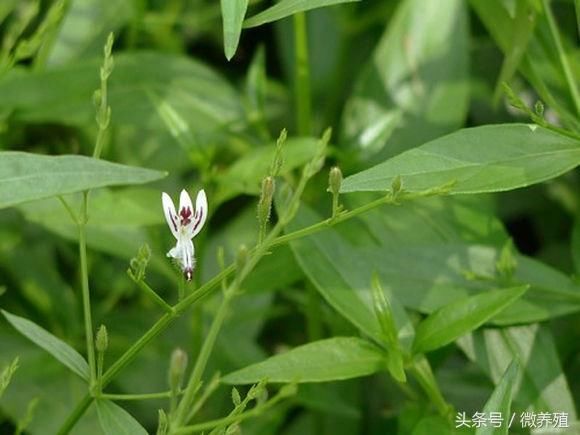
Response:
[46,0,134,66]
[215,137,324,203]
[96,400,147,435]
[413,287,527,354]
[287,203,580,336]
[0,52,245,147]
[222,337,385,384]
[476,361,519,435]
[341,124,580,194]
[243,0,360,28]
[1,310,89,381]
[0,152,166,209]
[458,324,577,419]
[341,0,469,162]
[221,0,249,60]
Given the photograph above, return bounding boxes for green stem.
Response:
[101,390,179,401]
[543,0,580,116]
[134,278,174,313]
[185,374,221,422]
[79,193,96,388]
[409,356,452,418]
[293,12,311,135]
[174,392,287,434]
[172,293,233,428]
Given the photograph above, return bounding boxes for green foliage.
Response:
[96,399,148,435]
[341,124,580,194]
[0,152,165,209]
[222,337,386,384]
[0,0,579,433]
[2,310,90,381]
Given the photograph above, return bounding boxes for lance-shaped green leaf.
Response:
[476,361,519,435]
[0,152,166,209]
[243,0,359,28]
[413,286,528,354]
[221,0,249,60]
[222,337,385,384]
[341,124,580,194]
[96,400,148,435]
[1,310,89,381]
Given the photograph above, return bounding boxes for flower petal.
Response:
[178,189,194,229]
[191,189,208,238]
[162,192,179,239]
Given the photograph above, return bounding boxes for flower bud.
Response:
[168,348,188,391]
[95,325,108,353]
[257,176,275,227]
[236,244,248,273]
[328,167,343,196]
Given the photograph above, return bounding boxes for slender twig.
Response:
[79,192,96,388]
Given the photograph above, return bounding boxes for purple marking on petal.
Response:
[184,267,193,281]
[180,207,192,226]
[192,208,204,232]
[171,215,178,232]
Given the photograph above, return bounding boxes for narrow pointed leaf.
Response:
[341,124,580,194]
[96,400,148,435]
[222,337,385,384]
[413,287,528,354]
[243,0,359,28]
[476,361,519,435]
[1,310,89,381]
[0,152,166,209]
[221,0,249,60]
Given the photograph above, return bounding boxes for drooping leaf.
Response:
[475,361,519,435]
[1,310,89,381]
[243,0,360,28]
[341,124,580,194]
[0,152,166,209]
[221,0,249,60]
[96,400,148,435]
[341,0,469,162]
[413,287,528,354]
[222,337,385,384]
[458,324,577,420]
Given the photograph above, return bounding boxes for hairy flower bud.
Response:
[95,325,108,353]
[257,176,275,227]
[168,348,188,392]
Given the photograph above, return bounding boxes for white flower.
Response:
[162,189,208,281]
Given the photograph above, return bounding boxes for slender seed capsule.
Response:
[257,176,275,227]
